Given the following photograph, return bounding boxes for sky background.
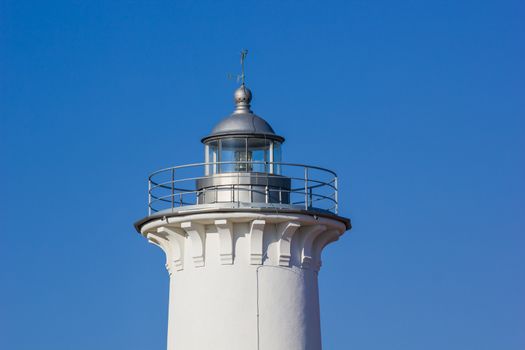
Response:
[1,1,524,349]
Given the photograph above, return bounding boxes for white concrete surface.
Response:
[141,212,346,350]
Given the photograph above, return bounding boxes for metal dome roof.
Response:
[201,85,285,143]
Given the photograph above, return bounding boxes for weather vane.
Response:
[228,49,249,85]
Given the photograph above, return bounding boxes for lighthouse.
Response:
[134,54,351,350]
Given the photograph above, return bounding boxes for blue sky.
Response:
[1,1,524,349]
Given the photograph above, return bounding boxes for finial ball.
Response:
[234,85,252,105]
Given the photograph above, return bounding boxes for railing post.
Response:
[304,167,309,210]
[334,176,338,214]
[171,168,175,212]
[148,179,151,216]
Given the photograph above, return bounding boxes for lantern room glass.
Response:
[272,141,282,174]
[247,138,270,172]
[205,140,219,175]
[220,138,247,173]
[204,137,282,175]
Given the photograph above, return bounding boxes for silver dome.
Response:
[201,85,284,143]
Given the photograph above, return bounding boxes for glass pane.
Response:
[273,141,282,174]
[220,138,247,173]
[206,141,218,174]
[248,138,270,173]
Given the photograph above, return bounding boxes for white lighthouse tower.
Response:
[134,55,351,350]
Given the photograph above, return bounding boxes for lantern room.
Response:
[197,85,290,205]
[201,85,284,175]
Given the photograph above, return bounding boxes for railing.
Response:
[147,161,339,215]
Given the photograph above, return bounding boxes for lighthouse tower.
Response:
[134,58,351,350]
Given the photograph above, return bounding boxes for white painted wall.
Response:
[141,212,347,350]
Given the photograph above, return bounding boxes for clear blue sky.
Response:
[1,1,524,349]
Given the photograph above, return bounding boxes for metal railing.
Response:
[147,161,339,215]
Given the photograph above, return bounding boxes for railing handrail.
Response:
[148,161,337,179]
[149,175,337,193]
